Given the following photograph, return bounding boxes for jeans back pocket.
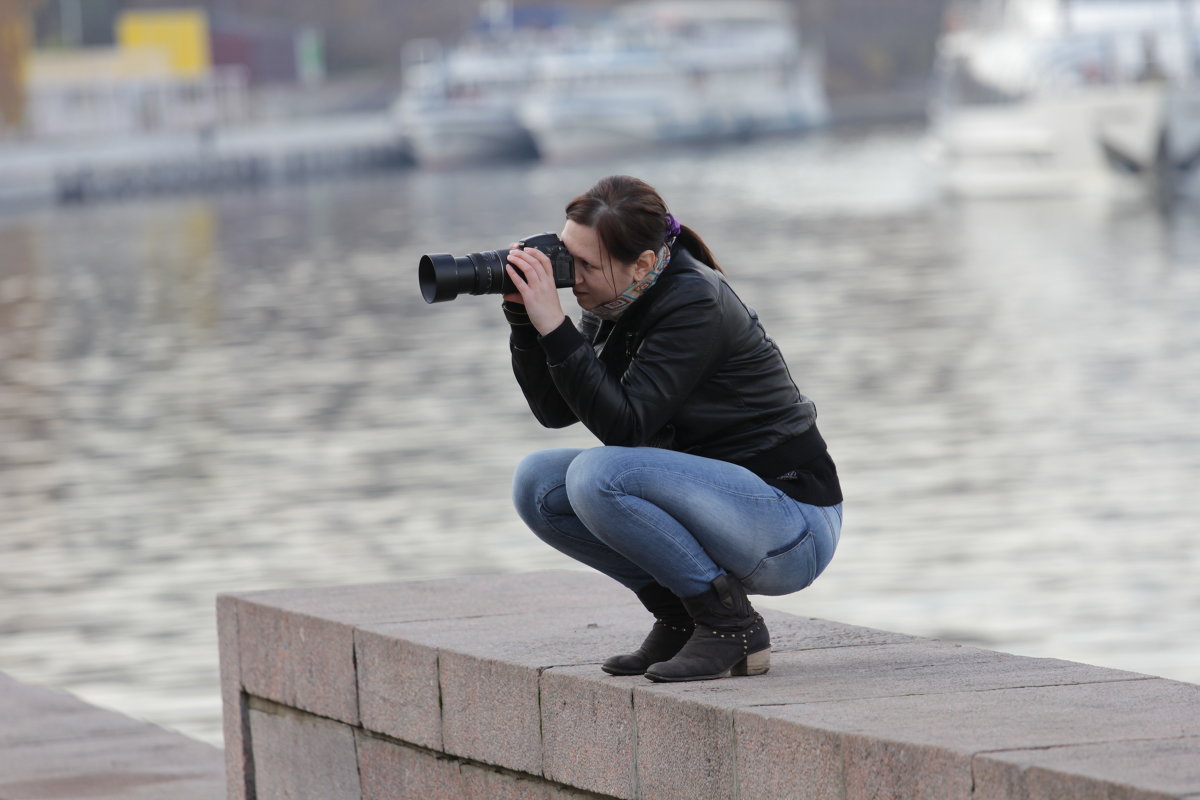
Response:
[740,530,817,596]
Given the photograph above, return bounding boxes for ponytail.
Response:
[675,224,723,274]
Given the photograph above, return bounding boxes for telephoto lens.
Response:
[418,250,508,303]
[419,233,575,304]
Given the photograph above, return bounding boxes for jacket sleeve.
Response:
[545,290,729,446]
[511,330,580,429]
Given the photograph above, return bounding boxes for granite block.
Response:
[358,604,649,773]
[628,639,1144,711]
[438,650,544,774]
[762,609,919,652]
[974,737,1200,800]
[634,688,737,800]
[734,711,844,800]
[741,678,1200,799]
[355,627,442,749]
[357,733,601,800]
[540,665,638,799]
[249,703,361,800]
[0,675,151,746]
[0,671,93,714]
[0,724,225,800]
[236,597,361,724]
[228,570,634,627]
[217,593,251,800]
[619,638,1139,800]
[360,604,653,670]
[226,571,637,729]
[842,732,971,800]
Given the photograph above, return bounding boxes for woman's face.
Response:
[560,220,654,311]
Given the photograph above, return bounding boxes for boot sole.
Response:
[644,648,770,683]
[600,664,646,676]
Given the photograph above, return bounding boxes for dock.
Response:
[4,569,1197,798]
[0,112,407,207]
[0,671,224,800]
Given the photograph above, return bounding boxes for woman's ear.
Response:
[633,249,658,281]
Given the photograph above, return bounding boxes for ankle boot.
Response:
[602,583,694,676]
[644,574,770,682]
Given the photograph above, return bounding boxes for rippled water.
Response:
[2,126,1198,747]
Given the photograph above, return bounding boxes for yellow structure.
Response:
[117,8,211,78]
[0,0,35,129]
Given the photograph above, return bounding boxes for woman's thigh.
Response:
[565,446,837,594]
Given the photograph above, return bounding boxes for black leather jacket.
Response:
[510,248,841,506]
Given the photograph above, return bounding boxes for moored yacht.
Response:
[928,0,1200,202]
[390,2,544,168]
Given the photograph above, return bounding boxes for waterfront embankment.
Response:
[0,671,224,799]
[219,570,1200,800]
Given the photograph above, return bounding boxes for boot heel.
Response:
[731,647,770,676]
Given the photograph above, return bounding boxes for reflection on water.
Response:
[1,127,1198,746]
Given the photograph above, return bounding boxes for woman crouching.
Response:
[504,175,843,682]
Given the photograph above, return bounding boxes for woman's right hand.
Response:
[502,242,523,305]
[504,246,567,335]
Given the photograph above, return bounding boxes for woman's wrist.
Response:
[533,314,568,337]
[502,301,540,348]
[502,300,532,327]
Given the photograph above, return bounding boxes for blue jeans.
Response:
[512,446,842,599]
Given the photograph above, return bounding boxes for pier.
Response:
[217,570,1200,800]
[3,569,1198,798]
[0,111,406,207]
[0,672,224,799]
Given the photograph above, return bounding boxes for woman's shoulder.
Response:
[661,248,723,296]
[634,250,727,330]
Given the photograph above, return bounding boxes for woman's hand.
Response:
[504,246,567,336]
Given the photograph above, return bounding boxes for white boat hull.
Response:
[395,105,536,168]
[521,71,828,162]
[930,82,1200,199]
[404,122,536,169]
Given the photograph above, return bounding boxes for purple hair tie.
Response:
[665,213,682,241]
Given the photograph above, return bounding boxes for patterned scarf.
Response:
[589,246,671,322]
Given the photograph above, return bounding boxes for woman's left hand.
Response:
[505,247,567,335]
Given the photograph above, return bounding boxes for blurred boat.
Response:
[928,0,1200,203]
[390,3,544,168]
[518,0,829,161]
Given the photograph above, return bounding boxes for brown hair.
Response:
[565,175,723,273]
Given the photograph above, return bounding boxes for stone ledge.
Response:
[0,672,225,800]
[217,570,1200,800]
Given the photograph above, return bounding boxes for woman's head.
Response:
[565,175,672,265]
[560,175,721,311]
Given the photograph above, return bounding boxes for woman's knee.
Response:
[563,446,631,507]
[512,448,580,518]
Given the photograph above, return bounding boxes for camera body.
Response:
[419,232,575,304]
[513,232,575,291]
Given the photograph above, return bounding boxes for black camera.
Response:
[419,232,575,304]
